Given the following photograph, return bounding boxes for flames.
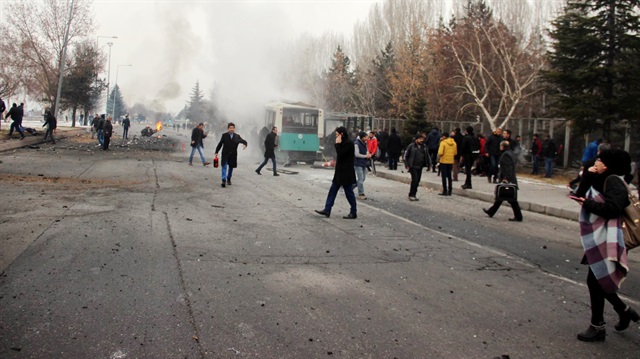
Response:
[156,121,163,132]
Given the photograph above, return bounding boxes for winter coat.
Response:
[5,105,19,121]
[332,138,357,186]
[438,138,457,164]
[377,131,389,150]
[43,113,57,130]
[425,129,441,150]
[581,140,599,164]
[583,174,630,219]
[485,133,502,156]
[531,138,542,156]
[191,127,207,148]
[498,149,518,187]
[123,118,131,129]
[354,138,368,167]
[103,121,113,138]
[452,131,463,160]
[367,136,378,155]
[460,133,479,157]
[542,139,557,158]
[386,132,403,154]
[404,142,429,169]
[263,131,277,158]
[215,132,248,168]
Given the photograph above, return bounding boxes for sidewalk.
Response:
[0,127,86,153]
[373,162,581,222]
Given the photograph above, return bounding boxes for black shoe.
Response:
[461,184,472,189]
[255,169,261,175]
[577,323,606,342]
[221,180,226,188]
[274,172,280,176]
[343,213,357,219]
[483,208,493,217]
[447,192,452,196]
[314,210,330,218]
[227,179,232,185]
[438,192,447,196]
[615,306,640,331]
[508,218,523,222]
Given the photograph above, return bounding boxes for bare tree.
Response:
[449,4,545,130]
[0,0,95,109]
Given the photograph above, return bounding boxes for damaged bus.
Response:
[263,102,324,164]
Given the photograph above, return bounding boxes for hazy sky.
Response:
[93,0,380,119]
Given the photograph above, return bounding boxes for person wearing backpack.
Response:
[460,126,479,189]
[570,149,638,342]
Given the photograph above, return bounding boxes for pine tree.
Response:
[106,85,127,120]
[545,0,640,138]
[186,81,209,125]
[371,42,395,117]
[325,46,357,112]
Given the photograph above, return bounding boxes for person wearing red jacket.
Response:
[367,131,378,158]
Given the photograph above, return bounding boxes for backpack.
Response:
[605,176,640,251]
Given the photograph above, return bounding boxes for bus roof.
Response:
[266,102,320,111]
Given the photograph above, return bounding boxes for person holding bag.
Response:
[570,149,638,342]
[482,141,522,221]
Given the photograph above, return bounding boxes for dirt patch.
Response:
[0,173,148,189]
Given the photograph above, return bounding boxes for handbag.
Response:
[604,176,640,251]
[495,183,518,201]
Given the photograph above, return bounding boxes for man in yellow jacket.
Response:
[438,132,457,196]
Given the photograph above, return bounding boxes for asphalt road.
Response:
[1,129,639,359]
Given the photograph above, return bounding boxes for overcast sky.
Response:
[93,0,381,118]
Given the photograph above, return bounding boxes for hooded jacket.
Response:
[438,138,457,164]
[426,129,441,150]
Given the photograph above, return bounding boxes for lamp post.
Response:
[96,35,118,48]
[105,42,113,114]
[112,64,133,120]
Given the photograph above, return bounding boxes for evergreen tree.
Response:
[325,46,357,112]
[186,81,209,125]
[545,0,640,138]
[371,42,395,117]
[106,84,127,120]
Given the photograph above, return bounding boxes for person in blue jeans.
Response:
[353,131,370,200]
[315,127,357,219]
[215,122,247,187]
[542,135,557,178]
[189,123,210,166]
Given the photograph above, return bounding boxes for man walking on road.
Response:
[215,122,248,188]
[42,109,57,144]
[255,126,278,176]
[315,126,358,219]
[189,123,210,167]
[404,134,429,201]
[386,127,402,170]
[483,141,523,222]
[5,103,25,140]
[354,131,370,200]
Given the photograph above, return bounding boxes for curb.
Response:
[0,128,86,153]
[374,170,580,222]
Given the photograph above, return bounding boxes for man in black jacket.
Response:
[376,128,389,163]
[315,127,357,219]
[42,109,57,144]
[484,128,503,183]
[483,141,522,222]
[255,126,279,176]
[542,135,557,178]
[404,134,429,201]
[122,115,131,140]
[6,103,25,140]
[460,126,479,189]
[425,128,440,172]
[386,127,403,170]
[215,122,248,187]
[103,116,113,150]
[189,123,210,166]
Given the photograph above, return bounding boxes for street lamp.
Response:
[112,64,133,120]
[96,36,117,114]
[105,42,113,113]
[96,35,118,48]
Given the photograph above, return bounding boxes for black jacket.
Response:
[377,131,389,150]
[404,142,429,169]
[215,132,248,168]
[542,139,556,158]
[459,134,478,157]
[485,133,502,156]
[583,174,630,219]
[263,131,277,158]
[191,127,207,147]
[333,138,357,186]
[123,118,130,128]
[386,132,402,154]
[0,99,5,113]
[498,149,518,187]
[91,116,100,129]
[43,113,57,130]
[5,105,20,121]
[103,121,113,138]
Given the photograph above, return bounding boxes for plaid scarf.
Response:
[579,187,629,293]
